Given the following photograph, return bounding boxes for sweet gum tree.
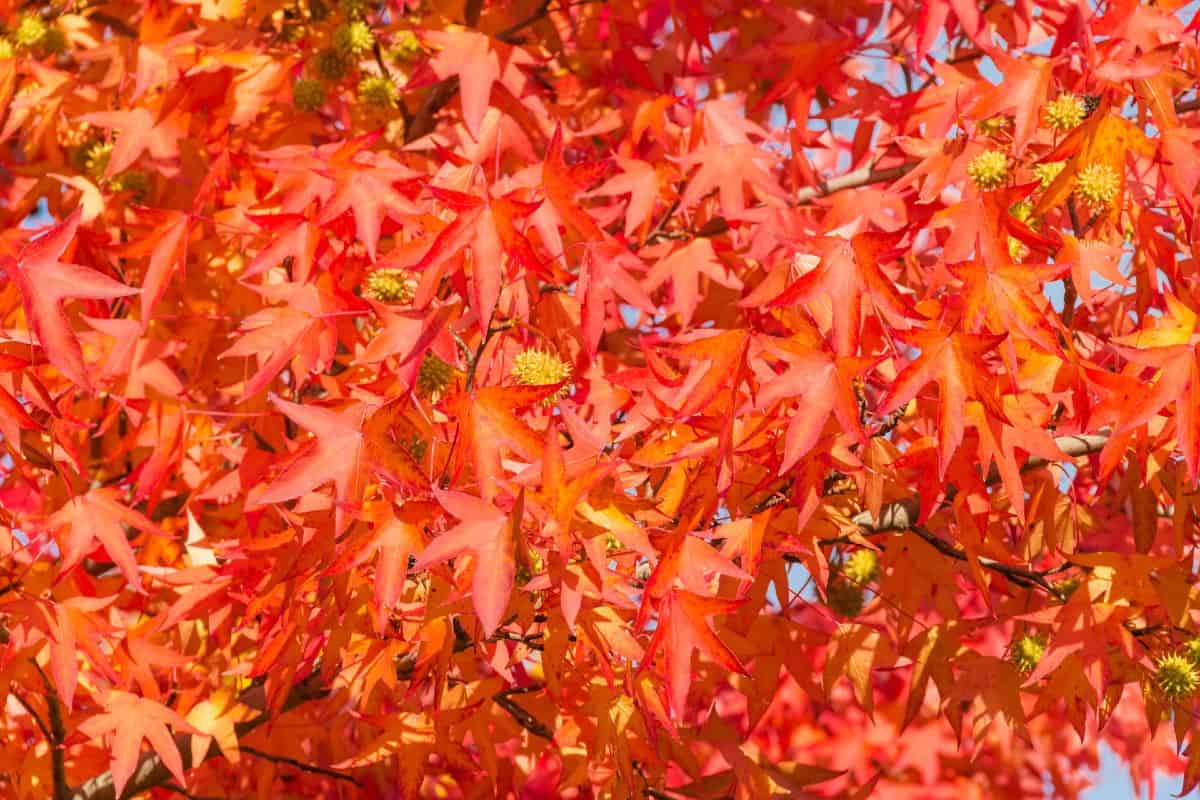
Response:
[4,0,1200,797]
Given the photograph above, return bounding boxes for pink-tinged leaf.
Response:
[643,238,742,327]
[413,489,518,637]
[425,29,500,140]
[78,690,198,799]
[589,156,659,238]
[640,589,746,718]
[49,487,163,591]
[243,216,323,282]
[10,209,139,389]
[252,397,424,532]
[139,211,189,322]
[79,108,182,177]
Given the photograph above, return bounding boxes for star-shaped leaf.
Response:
[9,209,139,389]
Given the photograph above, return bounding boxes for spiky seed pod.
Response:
[1043,93,1086,131]
[416,354,453,398]
[362,268,417,303]
[1156,652,1200,701]
[1009,200,1033,224]
[1052,576,1080,601]
[314,49,348,81]
[357,75,396,108]
[1185,638,1200,666]
[967,150,1009,191]
[390,29,422,61]
[405,436,427,462]
[1007,237,1028,262]
[292,78,325,112]
[977,115,1010,137]
[1074,162,1120,210]
[13,15,46,49]
[57,120,93,150]
[1011,635,1045,675]
[1034,160,1066,189]
[0,38,13,59]
[109,170,150,199]
[826,577,865,617]
[39,26,66,55]
[511,348,572,404]
[334,20,374,55]
[843,549,879,585]
[1007,201,1035,261]
[83,141,114,180]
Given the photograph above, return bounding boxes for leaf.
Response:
[878,321,1007,477]
[440,384,555,502]
[640,589,746,718]
[219,281,340,397]
[49,487,164,591]
[643,238,743,327]
[252,397,425,531]
[317,146,419,261]
[8,209,139,389]
[122,210,190,322]
[79,108,182,177]
[78,690,198,799]
[766,230,914,357]
[543,125,608,241]
[588,156,660,238]
[411,489,518,637]
[577,241,656,356]
[424,29,502,140]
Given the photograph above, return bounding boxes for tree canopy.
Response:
[2,0,1200,798]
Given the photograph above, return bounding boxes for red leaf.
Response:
[412,489,519,637]
[78,690,198,799]
[9,210,139,389]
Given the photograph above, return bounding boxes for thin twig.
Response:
[687,161,917,240]
[11,688,53,744]
[850,431,1111,532]
[70,673,329,800]
[161,784,225,800]
[493,693,554,740]
[239,746,362,786]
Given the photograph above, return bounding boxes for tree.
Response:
[4,0,1200,796]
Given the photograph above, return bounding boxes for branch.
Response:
[493,690,554,740]
[239,745,362,786]
[33,663,70,800]
[689,161,917,240]
[404,0,539,144]
[1176,96,1200,114]
[70,673,328,800]
[851,431,1111,532]
[795,161,916,205]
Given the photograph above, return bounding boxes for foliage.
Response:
[3,0,1200,798]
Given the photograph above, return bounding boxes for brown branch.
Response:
[795,161,915,205]
[239,745,362,786]
[70,673,328,800]
[851,431,1111,532]
[689,161,917,240]
[1176,96,1200,114]
[495,0,551,42]
[32,663,70,800]
[494,692,554,740]
[87,11,137,38]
